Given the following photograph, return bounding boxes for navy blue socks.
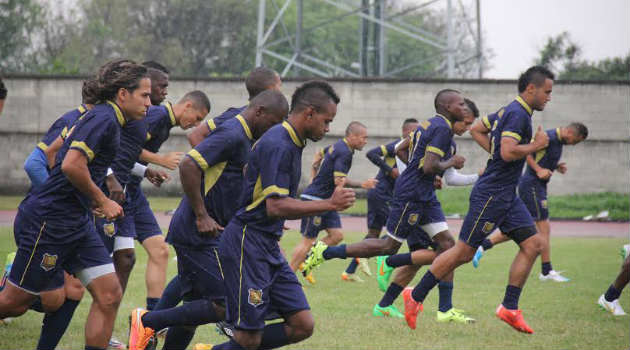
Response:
[37,298,80,350]
[411,270,440,303]
[323,244,347,260]
[386,253,412,267]
[502,285,522,310]
[378,283,404,307]
[345,258,359,274]
[438,281,453,312]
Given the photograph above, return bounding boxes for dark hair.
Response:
[464,98,479,118]
[0,77,7,99]
[345,121,366,136]
[180,90,211,112]
[568,122,588,139]
[434,89,460,111]
[142,61,169,74]
[96,59,149,101]
[245,67,279,99]
[81,78,100,105]
[402,118,418,127]
[290,80,340,114]
[249,89,289,118]
[518,65,555,93]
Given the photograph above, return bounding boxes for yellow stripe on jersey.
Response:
[37,142,48,151]
[204,162,227,195]
[246,175,290,211]
[282,121,304,148]
[106,101,126,127]
[515,96,533,116]
[187,149,208,170]
[380,145,387,156]
[334,171,347,177]
[70,141,95,162]
[166,102,177,126]
[207,119,217,131]
[236,114,253,140]
[426,146,445,157]
[501,131,522,142]
[482,115,491,129]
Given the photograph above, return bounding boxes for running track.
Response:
[0,210,627,238]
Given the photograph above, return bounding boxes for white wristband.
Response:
[106,168,113,176]
[443,167,478,186]
[131,163,147,177]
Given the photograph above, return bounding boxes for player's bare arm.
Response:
[266,185,355,220]
[187,122,211,148]
[525,154,552,180]
[140,149,184,170]
[423,152,465,175]
[470,119,492,152]
[179,156,223,237]
[500,125,549,162]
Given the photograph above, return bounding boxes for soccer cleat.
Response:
[128,308,156,350]
[372,304,404,318]
[436,308,476,323]
[341,272,364,283]
[302,241,328,276]
[192,343,214,350]
[108,337,126,350]
[215,320,235,338]
[598,294,627,316]
[472,247,484,268]
[402,287,423,330]
[495,304,534,334]
[357,258,372,276]
[539,270,570,282]
[376,256,393,292]
[621,244,630,260]
[155,327,168,339]
[303,271,316,285]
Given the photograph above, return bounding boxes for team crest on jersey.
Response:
[40,253,58,272]
[541,200,548,209]
[313,216,322,226]
[481,221,495,234]
[407,213,419,225]
[248,288,263,307]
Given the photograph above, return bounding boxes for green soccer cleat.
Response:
[372,304,404,318]
[302,241,328,276]
[376,256,393,292]
[436,308,476,324]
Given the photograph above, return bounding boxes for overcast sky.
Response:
[479,0,630,78]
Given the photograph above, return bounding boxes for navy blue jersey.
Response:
[232,121,305,237]
[475,96,534,193]
[302,138,353,199]
[205,105,247,133]
[521,128,564,185]
[167,115,254,248]
[393,115,454,202]
[37,105,89,151]
[367,140,398,195]
[19,102,126,231]
[109,119,149,187]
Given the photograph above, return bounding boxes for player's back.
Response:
[302,138,353,200]
[521,128,563,186]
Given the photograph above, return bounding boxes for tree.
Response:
[0,0,43,71]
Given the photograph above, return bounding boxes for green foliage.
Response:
[0,0,43,71]
[536,32,629,81]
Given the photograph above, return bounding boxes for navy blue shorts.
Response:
[128,189,162,243]
[300,210,341,239]
[219,221,310,330]
[385,199,447,242]
[10,210,113,294]
[406,227,438,252]
[175,246,225,302]
[459,190,536,248]
[367,189,391,231]
[94,215,136,253]
[518,181,548,221]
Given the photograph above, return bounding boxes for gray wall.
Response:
[1,76,628,196]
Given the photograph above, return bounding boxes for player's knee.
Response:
[95,283,123,311]
[293,318,315,341]
[41,292,65,313]
[151,242,169,263]
[0,294,31,317]
[435,235,455,253]
[382,239,401,255]
[522,235,544,256]
[115,250,136,273]
[234,332,262,350]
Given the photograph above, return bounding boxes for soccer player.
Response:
[142,61,169,106]
[127,90,289,350]
[208,81,354,350]
[301,90,469,325]
[373,99,480,324]
[471,122,589,283]
[343,118,419,282]
[289,122,376,283]
[395,66,553,334]
[598,254,629,315]
[187,67,281,147]
[0,59,150,350]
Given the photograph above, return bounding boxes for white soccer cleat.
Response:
[621,244,630,260]
[539,270,570,282]
[357,258,372,276]
[598,294,627,316]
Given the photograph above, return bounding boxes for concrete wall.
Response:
[1,75,628,197]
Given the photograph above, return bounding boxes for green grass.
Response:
[0,226,627,349]
[141,190,630,221]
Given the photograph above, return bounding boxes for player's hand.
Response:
[361,178,378,189]
[533,126,549,151]
[100,198,124,221]
[106,175,125,204]
[145,168,170,187]
[196,213,224,238]
[536,168,553,180]
[160,152,184,170]
[330,186,355,211]
[557,162,567,174]
[389,168,399,179]
[433,175,443,190]
[450,154,466,169]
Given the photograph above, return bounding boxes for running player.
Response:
[127,90,289,350]
[210,81,354,350]
[187,67,281,147]
[471,122,589,283]
[397,66,553,334]
[0,59,150,349]
[345,118,418,282]
[289,122,376,283]
[142,61,169,106]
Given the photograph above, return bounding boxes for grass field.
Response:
[0,226,627,349]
